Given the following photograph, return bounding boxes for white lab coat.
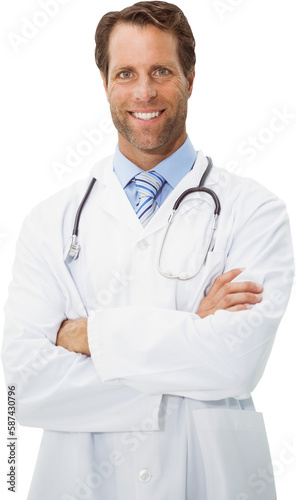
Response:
[2,150,294,500]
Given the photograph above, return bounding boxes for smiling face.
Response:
[101,23,195,168]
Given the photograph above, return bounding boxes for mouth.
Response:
[128,110,165,121]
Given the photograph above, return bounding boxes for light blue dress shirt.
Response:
[113,136,198,210]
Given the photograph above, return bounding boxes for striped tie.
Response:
[134,170,165,227]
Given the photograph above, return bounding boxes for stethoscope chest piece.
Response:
[64,235,81,265]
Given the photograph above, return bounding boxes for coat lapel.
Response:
[91,155,143,233]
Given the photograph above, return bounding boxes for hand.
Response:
[56,318,90,356]
[196,268,263,318]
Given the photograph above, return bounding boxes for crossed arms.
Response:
[57,268,264,356]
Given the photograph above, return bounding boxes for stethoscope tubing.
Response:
[172,158,220,215]
[73,177,97,237]
[65,156,221,269]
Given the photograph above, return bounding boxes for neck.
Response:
[118,130,187,171]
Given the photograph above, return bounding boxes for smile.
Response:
[129,110,165,121]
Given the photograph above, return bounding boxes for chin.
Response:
[128,131,174,152]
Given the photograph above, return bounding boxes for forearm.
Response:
[2,322,161,432]
[88,298,280,400]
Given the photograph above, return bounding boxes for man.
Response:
[2,2,294,499]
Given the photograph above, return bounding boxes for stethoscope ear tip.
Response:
[179,273,191,280]
[161,269,174,277]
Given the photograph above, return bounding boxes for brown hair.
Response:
[94,1,196,85]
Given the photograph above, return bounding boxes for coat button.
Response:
[137,240,149,250]
[138,469,152,482]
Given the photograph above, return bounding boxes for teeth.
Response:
[131,111,162,120]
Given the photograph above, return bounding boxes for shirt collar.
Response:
[113,136,197,189]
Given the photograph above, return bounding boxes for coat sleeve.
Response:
[88,195,295,400]
[1,214,162,432]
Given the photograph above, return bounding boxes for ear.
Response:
[100,70,109,100]
[187,66,195,98]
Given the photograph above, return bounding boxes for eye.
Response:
[119,71,133,79]
[155,68,170,76]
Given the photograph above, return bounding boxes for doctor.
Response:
[2,1,294,499]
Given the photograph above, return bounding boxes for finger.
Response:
[208,280,263,307]
[223,281,263,294]
[226,304,254,312]
[219,292,263,309]
[207,268,246,297]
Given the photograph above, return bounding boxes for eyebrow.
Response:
[113,66,134,73]
[112,62,176,73]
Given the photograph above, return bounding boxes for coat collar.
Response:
[90,150,217,236]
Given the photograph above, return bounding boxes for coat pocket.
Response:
[192,408,276,500]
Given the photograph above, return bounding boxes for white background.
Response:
[0,0,295,498]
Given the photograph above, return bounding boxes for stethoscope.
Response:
[64,156,221,280]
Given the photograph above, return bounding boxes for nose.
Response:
[134,75,157,102]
